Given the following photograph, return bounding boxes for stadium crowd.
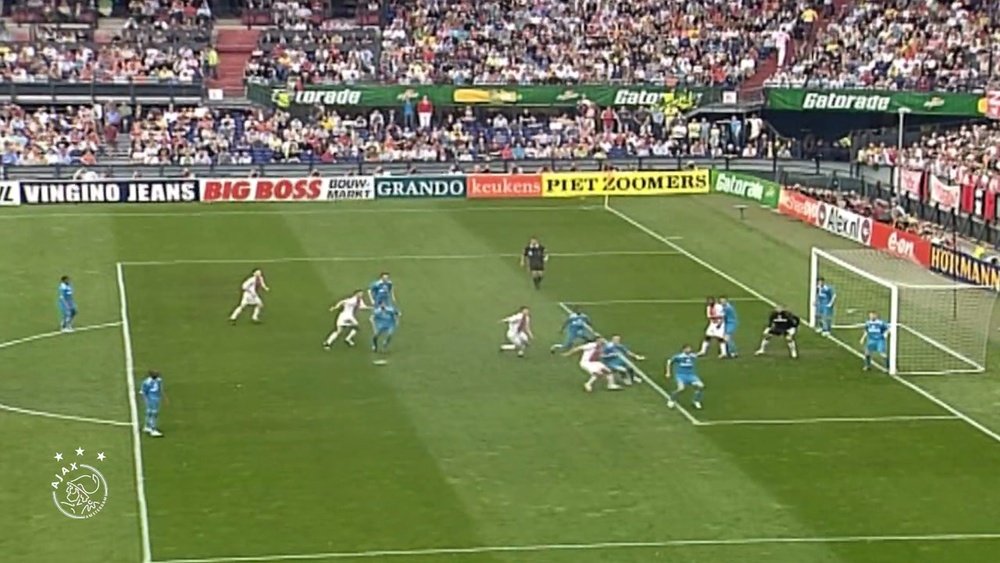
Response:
[0,0,211,83]
[766,0,1000,91]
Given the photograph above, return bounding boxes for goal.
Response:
[809,248,996,375]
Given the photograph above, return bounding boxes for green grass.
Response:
[1,196,1000,563]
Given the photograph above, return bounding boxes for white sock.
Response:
[720,342,728,356]
[586,375,598,386]
[229,305,244,320]
[345,329,357,343]
[500,344,516,351]
[698,340,709,354]
[788,340,798,358]
[605,374,616,386]
[324,330,340,345]
[252,306,261,321]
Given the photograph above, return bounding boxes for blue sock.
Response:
[149,413,157,430]
[727,337,738,356]
[693,389,704,402]
[864,354,872,368]
[383,334,393,350]
[669,391,679,402]
[371,335,379,351]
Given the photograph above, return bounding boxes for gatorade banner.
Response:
[542,170,709,198]
[712,170,780,208]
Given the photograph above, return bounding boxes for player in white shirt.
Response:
[229,268,269,324]
[499,306,533,357]
[324,290,369,349]
[698,297,728,357]
[564,337,621,392]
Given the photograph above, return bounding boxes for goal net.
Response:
[809,248,996,375]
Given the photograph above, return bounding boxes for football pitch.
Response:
[2,195,1000,563]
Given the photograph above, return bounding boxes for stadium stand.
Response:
[766,0,1000,91]
[857,122,1000,186]
[244,25,380,84]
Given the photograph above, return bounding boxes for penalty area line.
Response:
[567,297,758,306]
[556,302,701,426]
[0,321,123,350]
[698,414,962,427]
[152,532,1000,562]
[0,403,132,427]
[121,250,683,267]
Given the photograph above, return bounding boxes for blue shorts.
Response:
[675,373,703,387]
[374,324,396,335]
[725,324,737,336]
[604,360,629,373]
[817,305,833,317]
[144,399,160,414]
[866,340,886,355]
[59,303,77,316]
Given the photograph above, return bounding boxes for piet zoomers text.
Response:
[542,171,710,197]
[19,181,200,205]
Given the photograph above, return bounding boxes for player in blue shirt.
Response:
[602,335,646,385]
[550,309,594,353]
[368,273,396,307]
[720,296,739,358]
[816,278,836,335]
[58,276,77,332]
[371,303,401,353]
[860,311,890,371]
[140,371,166,437]
[666,344,704,409]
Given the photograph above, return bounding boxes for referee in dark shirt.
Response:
[521,237,548,289]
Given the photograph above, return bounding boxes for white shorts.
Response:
[336,313,358,328]
[240,292,261,307]
[507,331,529,347]
[705,323,725,339]
[580,361,606,376]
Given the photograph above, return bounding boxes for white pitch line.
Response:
[557,302,701,425]
[568,297,758,306]
[603,201,1000,445]
[152,532,1000,563]
[0,402,132,427]
[698,414,962,427]
[117,263,153,563]
[0,321,122,350]
[0,204,601,220]
[122,250,681,267]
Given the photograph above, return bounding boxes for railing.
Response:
[0,79,204,104]
[0,157,869,181]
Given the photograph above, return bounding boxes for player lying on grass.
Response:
[500,306,533,357]
[720,296,738,358]
[371,302,401,353]
[550,309,593,353]
[860,310,890,371]
[755,306,800,358]
[815,277,836,335]
[602,335,645,385]
[229,268,269,324]
[324,290,369,349]
[698,297,729,358]
[564,337,621,392]
[666,344,704,410]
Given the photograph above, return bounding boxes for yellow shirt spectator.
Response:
[973,245,987,260]
[801,8,818,23]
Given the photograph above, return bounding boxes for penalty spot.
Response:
[373,359,389,366]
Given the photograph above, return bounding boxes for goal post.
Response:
[809,248,996,375]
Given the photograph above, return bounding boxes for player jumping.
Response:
[371,302,401,353]
[755,306,800,358]
[666,344,704,410]
[500,306,533,357]
[603,335,646,385]
[720,296,738,358]
[229,268,269,324]
[550,309,593,353]
[565,337,621,392]
[698,297,728,358]
[369,272,396,307]
[860,310,889,371]
[521,237,548,290]
[58,275,77,332]
[815,277,836,335]
[324,290,369,349]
